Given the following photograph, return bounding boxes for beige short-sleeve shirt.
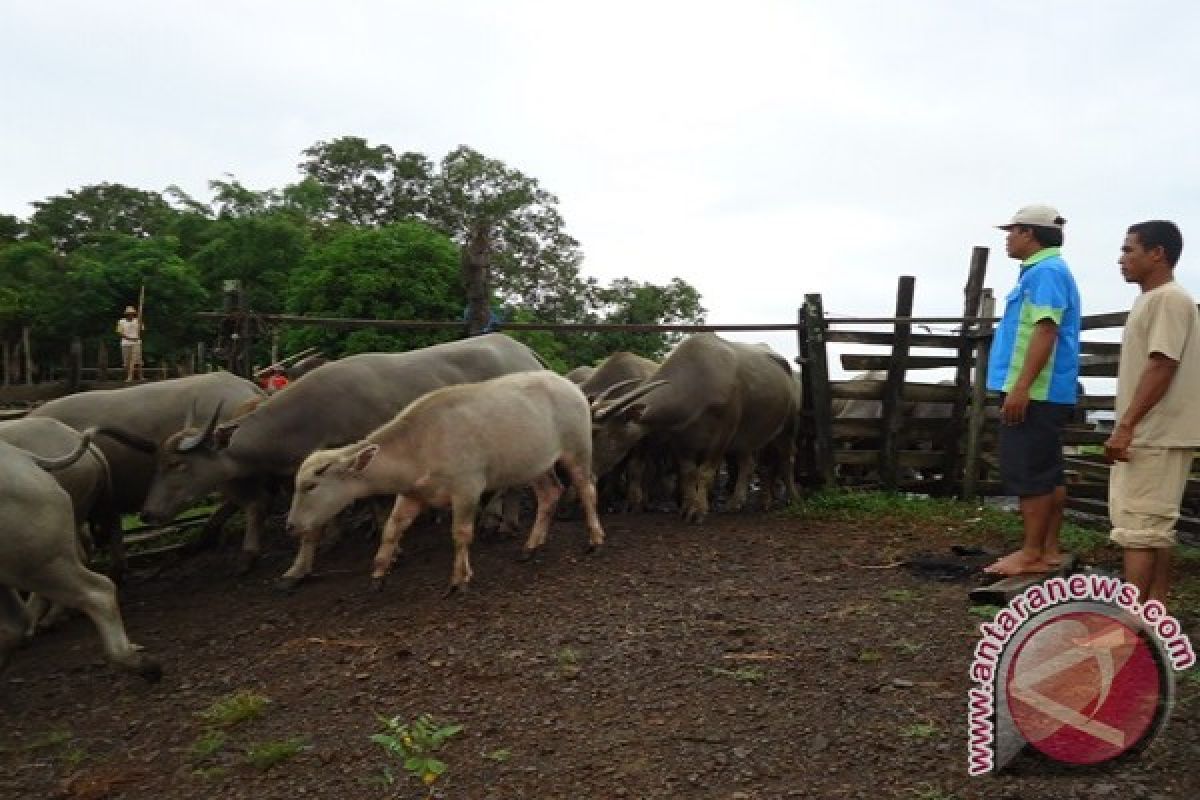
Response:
[1115,281,1200,446]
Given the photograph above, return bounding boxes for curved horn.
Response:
[587,378,641,408]
[177,400,225,452]
[30,428,95,471]
[594,379,669,422]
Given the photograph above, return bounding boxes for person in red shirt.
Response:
[265,367,289,393]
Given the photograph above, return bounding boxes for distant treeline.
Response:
[0,136,705,375]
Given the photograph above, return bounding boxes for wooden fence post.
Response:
[803,294,836,487]
[942,247,989,494]
[962,289,995,499]
[879,276,915,489]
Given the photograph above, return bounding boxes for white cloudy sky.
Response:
[4,1,1199,375]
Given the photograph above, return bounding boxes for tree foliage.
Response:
[0,135,705,377]
[282,222,463,356]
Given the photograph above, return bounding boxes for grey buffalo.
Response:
[0,437,160,681]
[578,352,662,511]
[140,334,547,588]
[287,371,604,591]
[592,334,800,522]
[28,372,268,576]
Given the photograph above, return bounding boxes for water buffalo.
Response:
[28,372,268,576]
[592,334,799,522]
[0,437,160,681]
[578,352,662,511]
[140,333,547,588]
[286,370,604,592]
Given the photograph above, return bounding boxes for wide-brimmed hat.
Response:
[123,306,137,314]
[997,204,1066,230]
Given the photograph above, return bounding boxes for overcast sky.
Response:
[4,1,1198,377]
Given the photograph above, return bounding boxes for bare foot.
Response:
[1044,551,1063,568]
[983,551,1055,577]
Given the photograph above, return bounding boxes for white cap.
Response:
[997,204,1066,230]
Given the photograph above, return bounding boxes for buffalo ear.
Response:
[349,444,379,472]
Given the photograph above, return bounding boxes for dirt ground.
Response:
[2,502,1198,800]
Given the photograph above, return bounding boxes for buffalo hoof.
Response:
[368,576,387,594]
[233,551,257,576]
[136,658,164,683]
[274,574,305,593]
[585,543,602,556]
[681,508,706,524]
[442,584,465,600]
[517,548,539,563]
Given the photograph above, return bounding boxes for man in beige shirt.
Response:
[1105,220,1200,604]
[115,305,143,382]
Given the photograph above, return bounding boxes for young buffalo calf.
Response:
[286,371,605,590]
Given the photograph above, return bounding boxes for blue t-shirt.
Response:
[986,248,1081,404]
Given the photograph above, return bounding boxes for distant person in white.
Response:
[115,305,143,382]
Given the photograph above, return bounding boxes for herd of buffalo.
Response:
[0,332,803,680]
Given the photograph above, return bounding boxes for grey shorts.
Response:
[998,399,1074,497]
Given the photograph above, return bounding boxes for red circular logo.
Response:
[1005,610,1163,765]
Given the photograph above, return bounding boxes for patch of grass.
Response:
[709,665,766,683]
[484,747,512,763]
[198,690,270,728]
[891,639,924,656]
[192,766,228,781]
[899,722,939,739]
[856,650,884,664]
[885,588,917,602]
[189,729,227,762]
[23,729,73,751]
[243,738,307,771]
[968,605,1003,620]
[555,646,580,666]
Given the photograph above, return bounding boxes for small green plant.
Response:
[885,588,918,602]
[199,690,270,728]
[189,729,227,762]
[484,747,512,763]
[709,665,766,683]
[371,713,463,794]
[892,639,924,655]
[900,722,939,739]
[968,605,1003,620]
[857,649,884,664]
[192,766,228,781]
[244,738,307,771]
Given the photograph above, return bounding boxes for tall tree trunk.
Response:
[21,326,32,385]
[461,222,492,337]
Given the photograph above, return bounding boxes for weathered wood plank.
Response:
[803,294,836,487]
[879,276,915,489]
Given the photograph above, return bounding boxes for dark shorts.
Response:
[998,399,1074,497]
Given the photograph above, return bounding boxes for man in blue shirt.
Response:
[984,204,1082,576]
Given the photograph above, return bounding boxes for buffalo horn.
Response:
[177,400,225,452]
[593,379,668,422]
[29,428,95,471]
[587,378,641,408]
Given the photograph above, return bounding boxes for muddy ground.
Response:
[2,501,1198,800]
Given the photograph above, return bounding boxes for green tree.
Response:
[588,277,706,360]
[426,145,590,331]
[298,136,398,226]
[51,236,207,365]
[0,213,23,244]
[189,215,310,314]
[27,183,176,252]
[283,222,464,357]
